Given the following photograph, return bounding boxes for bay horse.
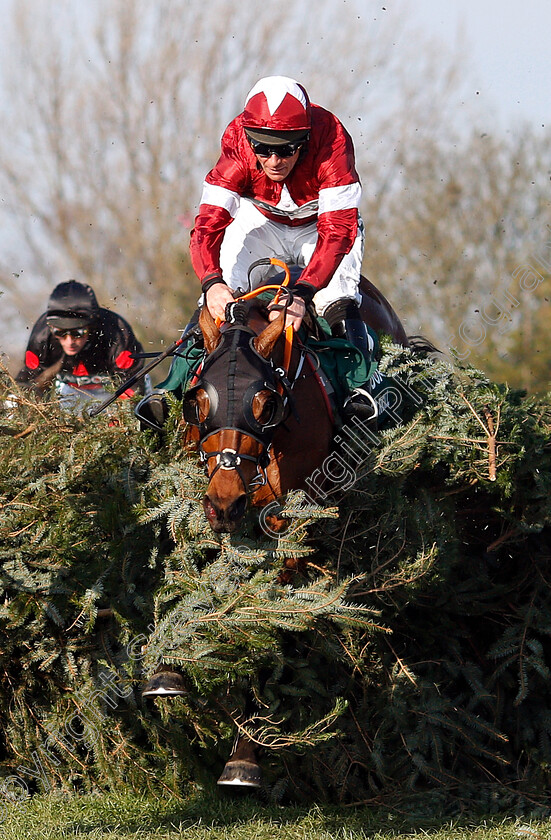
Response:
[145,266,411,787]
[182,268,409,534]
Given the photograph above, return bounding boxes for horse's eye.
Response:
[252,390,276,425]
[195,389,210,424]
[183,388,211,425]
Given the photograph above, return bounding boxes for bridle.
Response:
[183,328,295,493]
[182,267,298,494]
[199,435,273,493]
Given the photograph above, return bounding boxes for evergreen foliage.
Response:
[0,347,551,813]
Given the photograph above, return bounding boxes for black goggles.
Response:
[249,138,304,158]
[50,327,89,339]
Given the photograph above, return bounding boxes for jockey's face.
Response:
[59,334,88,355]
[52,329,90,356]
[255,148,301,182]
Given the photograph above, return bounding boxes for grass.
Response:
[1,790,550,840]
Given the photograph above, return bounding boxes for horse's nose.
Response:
[227,494,248,525]
[203,493,248,533]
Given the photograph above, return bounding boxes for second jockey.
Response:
[16,280,147,409]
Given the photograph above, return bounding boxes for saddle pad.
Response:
[300,326,378,408]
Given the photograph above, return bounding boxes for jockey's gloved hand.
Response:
[268,281,315,332]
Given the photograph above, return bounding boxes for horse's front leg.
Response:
[217,732,262,788]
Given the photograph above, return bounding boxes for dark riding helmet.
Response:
[46,280,100,330]
[242,76,311,147]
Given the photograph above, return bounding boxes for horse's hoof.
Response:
[142,669,187,697]
[217,758,262,788]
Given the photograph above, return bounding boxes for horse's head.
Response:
[182,303,288,533]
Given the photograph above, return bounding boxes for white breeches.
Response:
[218,199,364,316]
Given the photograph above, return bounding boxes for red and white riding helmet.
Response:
[242,76,311,144]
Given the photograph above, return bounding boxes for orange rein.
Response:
[215,258,295,375]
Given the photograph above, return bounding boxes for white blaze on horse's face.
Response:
[193,306,287,533]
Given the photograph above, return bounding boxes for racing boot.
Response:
[135,390,169,433]
[324,299,379,429]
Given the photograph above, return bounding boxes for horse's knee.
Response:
[263,513,289,534]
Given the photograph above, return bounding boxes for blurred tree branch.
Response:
[0,0,466,357]
[3,0,548,392]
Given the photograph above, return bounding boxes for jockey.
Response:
[16,280,147,399]
[136,75,377,431]
[190,75,376,420]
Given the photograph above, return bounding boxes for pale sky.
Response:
[1,0,549,364]
[0,0,547,128]
[403,0,550,128]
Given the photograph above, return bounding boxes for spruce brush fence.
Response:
[0,347,550,812]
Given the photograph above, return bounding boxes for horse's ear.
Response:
[253,310,286,359]
[199,305,222,355]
